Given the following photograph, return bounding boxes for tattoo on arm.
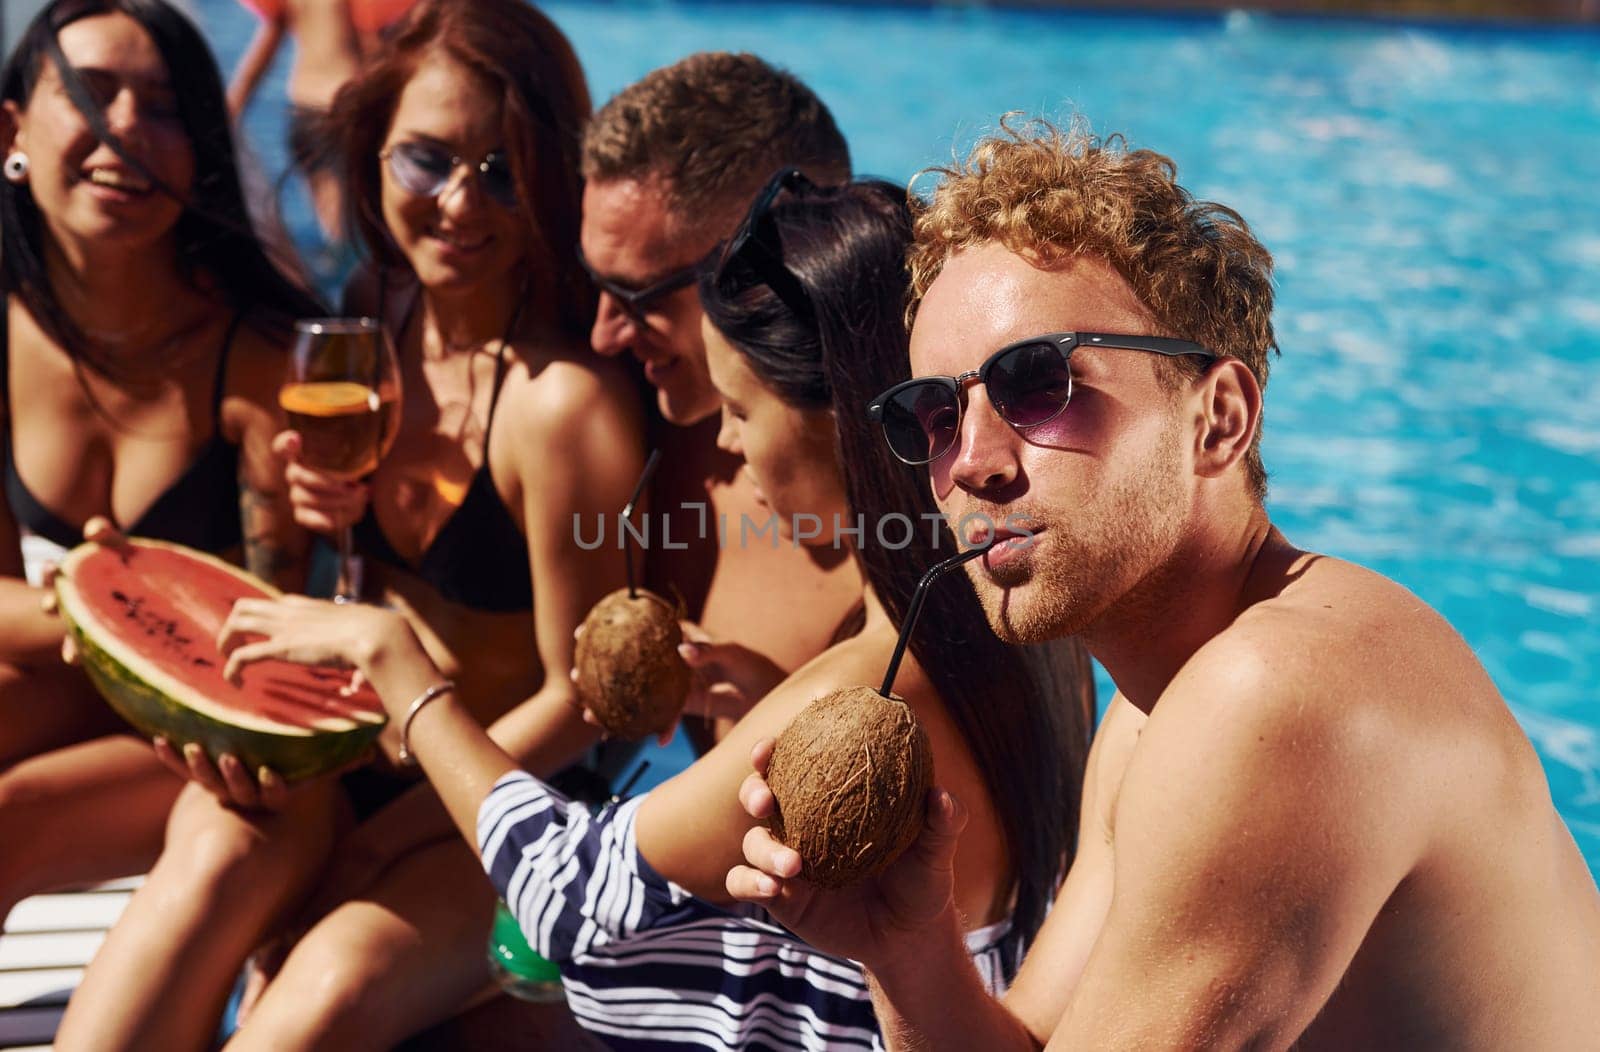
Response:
[240,482,300,587]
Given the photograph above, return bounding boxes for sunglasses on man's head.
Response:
[711,167,817,322]
[867,331,1217,465]
[577,246,714,323]
[380,140,518,210]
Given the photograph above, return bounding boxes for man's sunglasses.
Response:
[577,246,715,323]
[868,331,1217,465]
[380,141,518,210]
[711,167,816,322]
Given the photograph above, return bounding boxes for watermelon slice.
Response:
[54,538,386,782]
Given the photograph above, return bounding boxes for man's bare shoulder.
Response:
[1131,547,1529,855]
[1196,548,1500,725]
[1109,551,1600,1049]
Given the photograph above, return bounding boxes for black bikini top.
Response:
[353,280,532,613]
[1,309,245,555]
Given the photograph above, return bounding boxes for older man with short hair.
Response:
[577,52,861,744]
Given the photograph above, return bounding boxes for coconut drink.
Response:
[764,685,933,888]
[574,586,691,739]
[763,545,987,888]
[572,450,692,740]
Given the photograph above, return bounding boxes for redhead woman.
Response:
[56,2,643,1049]
[202,176,1097,1049]
[0,0,319,924]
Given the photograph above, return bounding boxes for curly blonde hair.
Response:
[908,117,1277,500]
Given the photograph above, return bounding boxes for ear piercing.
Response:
[2,152,27,182]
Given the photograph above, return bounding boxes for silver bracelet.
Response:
[397,680,457,767]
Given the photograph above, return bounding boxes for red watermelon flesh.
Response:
[57,539,385,781]
[72,544,382,728]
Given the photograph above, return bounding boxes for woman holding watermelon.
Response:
[58,2,646,1049]
[0,0,321,923]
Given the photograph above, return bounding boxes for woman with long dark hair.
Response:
[0,0,319,922]
[57,2,644,1048]
[202,174,1095,1048]
[695,173,1094,966]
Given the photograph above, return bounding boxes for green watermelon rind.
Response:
[56,539,385,783]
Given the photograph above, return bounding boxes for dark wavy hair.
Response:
[322,0,594,340]
[699,178,1096,962]
[0,0,324,350]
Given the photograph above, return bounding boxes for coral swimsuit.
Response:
[236,0,418,34]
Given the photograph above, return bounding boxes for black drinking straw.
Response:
[877,543,992,697]
[613,760,651,802]
[621,450,662,598]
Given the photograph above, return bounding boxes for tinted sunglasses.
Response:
[868,331,1216,465]
[711,167,816,322]
[577,246,716,323]
[380,140,518,210]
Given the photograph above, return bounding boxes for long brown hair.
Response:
[323,0,593,338]
[701,179,1096,968]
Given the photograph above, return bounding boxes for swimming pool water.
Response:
[195,1,1600,874]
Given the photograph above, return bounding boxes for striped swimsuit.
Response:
[478,771,1017,1051]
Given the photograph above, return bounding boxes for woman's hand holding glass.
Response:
[273,429,373,536]
[280,317,401,601]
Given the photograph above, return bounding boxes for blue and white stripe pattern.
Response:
[478,770,1014,1051]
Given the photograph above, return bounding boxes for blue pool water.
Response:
[192,1,1600,873]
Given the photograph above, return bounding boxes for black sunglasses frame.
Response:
[867,331,1217,465]
[577,246,716,324]
[711,167,817,322]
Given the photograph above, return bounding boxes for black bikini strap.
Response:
[211,311,247,418]
[1,300,9,407]
[481,293,528,449]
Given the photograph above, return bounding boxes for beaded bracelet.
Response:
[397,680,457,767]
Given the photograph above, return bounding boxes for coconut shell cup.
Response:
[765,685,934,889]
[573,588,692,740]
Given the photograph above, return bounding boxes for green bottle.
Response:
[485,759,650,1002]
[486,899,565,1003]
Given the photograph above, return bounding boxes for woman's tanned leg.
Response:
[226,839,497,1052]
[0,661,123,769]
[0,736,179,925]
[55,780,344,1052]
